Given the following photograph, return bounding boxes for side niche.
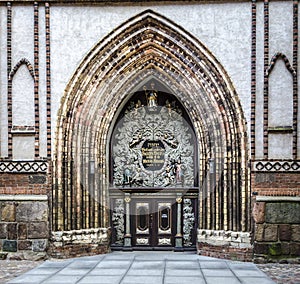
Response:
[111,88,196,188]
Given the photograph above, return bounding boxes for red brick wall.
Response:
[0,173,50,195]
[252,172,300,196]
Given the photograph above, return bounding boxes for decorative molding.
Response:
[0,160,48,173]
[253,160,300,172]
[0,194,48,201]
[51,228,109,245]
[255,196,300,202]
[136,238,149,245]
[158,237,171,245]
[8,58,35,81]
[267,126,293,134]
[266,52,296,77]
[197,229,251,249]
[11,125,35,135]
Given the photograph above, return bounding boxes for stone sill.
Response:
[255,196,300,202]
[0,194,48,201]
[11,126,35,136]
[267,126,293,134]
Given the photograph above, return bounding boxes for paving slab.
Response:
[7,251,276,284]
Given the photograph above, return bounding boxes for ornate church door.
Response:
[132,199,175,247]
[110,81,198,250]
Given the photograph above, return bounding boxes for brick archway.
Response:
[52,10,250,249]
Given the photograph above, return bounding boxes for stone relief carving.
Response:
[183,198,195,247]
[112,199,125,245]
[136,238,149,245]
[112,95,194,188]
[158,237,171,245]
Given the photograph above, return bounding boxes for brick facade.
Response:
[0,1,299,261]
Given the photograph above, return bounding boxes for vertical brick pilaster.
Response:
[34,2,40,158]
[263,0,269,159]
[45,2,51,159]
[251,0,257,159]
[293,1,298,159]
[7,2,12,159]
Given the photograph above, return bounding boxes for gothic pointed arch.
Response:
[53,10,250,234]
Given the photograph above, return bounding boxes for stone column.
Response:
[175,196,183,250]
[123,194,132,249]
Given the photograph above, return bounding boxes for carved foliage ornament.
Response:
[112,94,195,188]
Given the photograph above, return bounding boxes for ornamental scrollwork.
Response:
[112,199,125,245]
[183,198,195,247]
[112,92,195,188]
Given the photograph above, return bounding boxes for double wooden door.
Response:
[131,199,176,247]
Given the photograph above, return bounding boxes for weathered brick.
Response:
[18,223,27,240]
[264,224,278,242]
[32,239,48,252]
[7,223,17,240]
[279,224,291,241]
[1,203,16,222]
[281,242,290,256]
[3,240,17,252]
[252,202,265,224]
[253,242,269,255]
[0,223,7,239]
[268,243,281,256]
[28,222,49,239]
[18,240,32,250]
[290,243,300,256]
[254,224,264,242]
[291,225,300,242]
[16,202,48,222]
[266,202,300,224]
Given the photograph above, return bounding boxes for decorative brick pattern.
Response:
[262,1,299,159]
[263,0,269,159]
[251,0,257,158]
[293,1,298,159]
[7,2,12,159]
[34,2,40,158]
[253,160,300,172]
[7,2,39,160]
[265,52,296,76]
[45,2,51,159]
[0,161,48,173]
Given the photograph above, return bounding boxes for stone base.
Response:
[0,195,50,260]
[253,197,300,262]
[48,228,111,259]
[197,229,253,262]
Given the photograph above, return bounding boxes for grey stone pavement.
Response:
[7,251,275,284]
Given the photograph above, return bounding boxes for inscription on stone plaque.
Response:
[142,140,165,171]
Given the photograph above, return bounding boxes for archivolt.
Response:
[53,10,250,233]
